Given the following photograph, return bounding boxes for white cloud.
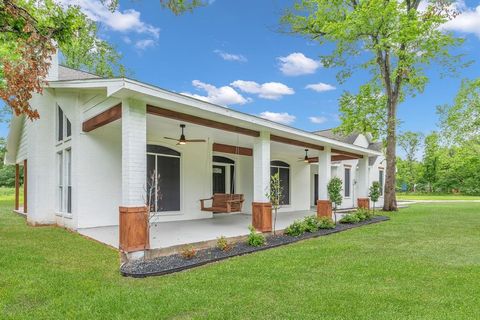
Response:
[135,39,156,50]
[442,3,480,38]
[57,0,160,39]
[231,80,294,100]
[305,82,336,92]
[259,111,296,125]
[214,50,247,62]
[181,80,249,106]
[309,116,328,124]
[277,52,321,76]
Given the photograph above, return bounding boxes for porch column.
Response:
[119,99,149,254]
[253,131,270,202]
[252,131,272,232]
[317,147,332,218]
[121,99,147,206]
[23,159,27,214]
[14,164,19,211]
[356,156,369,209]
[317,146,331,200]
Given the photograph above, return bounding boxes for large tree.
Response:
[0,0,204,120]
[283,0,463,210]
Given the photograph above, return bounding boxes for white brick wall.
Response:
[121,99,146,206]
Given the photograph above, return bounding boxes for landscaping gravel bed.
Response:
[121,215,389,278]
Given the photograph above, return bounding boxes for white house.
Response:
[5,57,385,252]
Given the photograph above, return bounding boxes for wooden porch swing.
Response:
[200,193,245,213]
[200,134,245,214]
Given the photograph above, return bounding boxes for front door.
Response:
[314,174,319,205]
[213,165,226,194]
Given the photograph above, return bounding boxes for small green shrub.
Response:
[303,215,319,232]
[216,235,232,251]
[355,210,367,221]
[317,216,335,229]
[339,213,361,224]
[180,245,196,259]
[358,208,375,220]
[247,225,266,247]
[284,220,307,236]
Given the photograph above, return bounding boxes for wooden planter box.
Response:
[252,202,272,232]
[316,200,332,218]
[357,198,370,210]
[119,206,149,252]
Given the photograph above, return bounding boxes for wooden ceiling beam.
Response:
[331,148,363,159]
[213,143,253,156]
[147,105,260,137]
[270,134,324,151]
[82,103,122,132]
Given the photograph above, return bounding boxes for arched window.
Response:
[270,160,290,205]
[147,145,181,212]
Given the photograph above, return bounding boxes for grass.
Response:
[397,192,480,200]
[1,199,480,319]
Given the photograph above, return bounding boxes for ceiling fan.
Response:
[298,149,310,163]
[164,124,206,145]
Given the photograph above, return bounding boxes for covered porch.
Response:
[80,209,317,250]
[77,82,380,253]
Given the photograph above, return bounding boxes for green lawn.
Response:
[1,199,480,319]
[397,192,480,200]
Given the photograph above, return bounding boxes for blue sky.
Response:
[2,0,480,142]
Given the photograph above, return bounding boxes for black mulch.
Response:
[121,215,389,278]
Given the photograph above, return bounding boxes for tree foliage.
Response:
[398,131,423,191]
[266,172,283,234]
[438,78,480,144]
[283,0,463,211]
[369,181,381,211]
[0,0,205,120]
[327,177,343,211]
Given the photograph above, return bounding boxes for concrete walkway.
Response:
[79,210,318,250]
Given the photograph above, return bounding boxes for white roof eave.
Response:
[47,78,383,157]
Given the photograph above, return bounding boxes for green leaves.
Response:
[327,177,343,209]
[439,78,480,144]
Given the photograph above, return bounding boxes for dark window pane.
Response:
[345,168,351,197]
[213,156,235,164]
[279,167,290,205]
[156,155,180,211]
[147,145,180,156]
[270,160,289,167]
[230,166,235,194]
[67,186,72,213]
[146,154,156,212]
[66,118,72,137]
[57,106,63,141]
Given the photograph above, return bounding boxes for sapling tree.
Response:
[144,170,163,227]
[266,172,283,235]
[327,177,343,223]
[283,0,464,211]
[369,181,381,212]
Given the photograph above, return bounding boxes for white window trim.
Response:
[344,166,352,198]
[56,148,72,216]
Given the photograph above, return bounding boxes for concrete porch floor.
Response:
[79,210,318,250]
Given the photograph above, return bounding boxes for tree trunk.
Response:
[383,98,398,211]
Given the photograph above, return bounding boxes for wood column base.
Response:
[357,198,370,210]
[252,202,272,232]
[316,200,332,218]
[119,206,149,252]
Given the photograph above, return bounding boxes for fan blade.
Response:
[164,137,180,141]
[185,139,206,143]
